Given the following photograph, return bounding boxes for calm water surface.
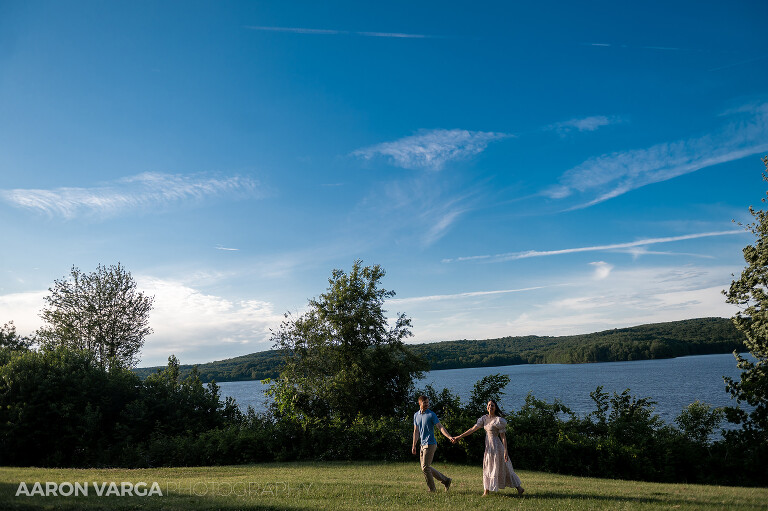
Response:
[217,353,746,425]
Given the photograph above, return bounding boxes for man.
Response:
[412,395,454,492]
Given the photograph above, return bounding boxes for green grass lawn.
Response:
[0,461,765,511]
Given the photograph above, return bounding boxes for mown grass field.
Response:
[0,461,765,511]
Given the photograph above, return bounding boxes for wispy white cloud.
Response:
[215,245,240,251]
[707,54,768,73]
[422,209,465,246]
[0,172,262,219]
[371,175,481,246]
[544,103,768,208]
[406,264,739,343]
[590,261,613,280]
[246,26,344,35]
[583,42,694,52]
[546,115,622,134]
[245,26,434,39]
[352,128,511,243]
[539,268,735,322]
[352,129,512,171]
[442,230,746,263]
[390,285,554,305]
[621,246,715,260]
[357,31,431,39]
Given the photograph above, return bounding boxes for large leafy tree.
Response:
[37,263,154,369]
[266,261,428,422]
[723,156,768,432]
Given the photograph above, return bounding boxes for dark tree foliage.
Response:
[38,263,154,369]
[675,401,725,445]
[723,156,768,433]
[2,345,765,485]
[124,356,241,441]
[415,317,744,370]
[426,377,764,486]
[132,349,287,382]
[266,261,428,422]
[467,373,511,418]
[0,348,239,467]
[0,321,32,352]
[0,346,141,466]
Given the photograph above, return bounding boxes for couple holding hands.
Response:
[412,395,525,496]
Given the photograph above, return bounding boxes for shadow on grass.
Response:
[519,490,765,510]
[0,482,307,511]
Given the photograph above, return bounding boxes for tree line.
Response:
[415,316,744,369]
[132,317,745,383]
[0,340,764,486]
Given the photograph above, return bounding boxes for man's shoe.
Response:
[443,478,452,492]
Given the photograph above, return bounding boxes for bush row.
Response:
[1,347,765,487]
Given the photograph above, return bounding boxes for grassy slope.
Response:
[0,462,765,511]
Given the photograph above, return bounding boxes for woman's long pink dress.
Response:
[476,414,522,492]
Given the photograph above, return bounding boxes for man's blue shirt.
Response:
[414,409,440,445]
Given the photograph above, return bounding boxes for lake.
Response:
[217,353,748,425]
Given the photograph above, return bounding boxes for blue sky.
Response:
[1,1,767,367]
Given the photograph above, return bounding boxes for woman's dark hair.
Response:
[488,399,504,417]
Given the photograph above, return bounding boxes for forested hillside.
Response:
[413,317,743,370]
[133,317,744,383]
[133,349,285,383]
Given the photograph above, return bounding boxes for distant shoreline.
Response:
[133,317,743,383]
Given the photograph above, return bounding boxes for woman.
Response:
[454,400,524,496]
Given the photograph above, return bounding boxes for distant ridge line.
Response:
[132,317,744,383]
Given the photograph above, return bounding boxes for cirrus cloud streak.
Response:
[442,230,747,263]
[352,129,512,171]
[245,26,436,39]
[544,103,768,208]
[0,172,262,219]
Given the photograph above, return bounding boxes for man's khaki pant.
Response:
[420,444,449,492]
